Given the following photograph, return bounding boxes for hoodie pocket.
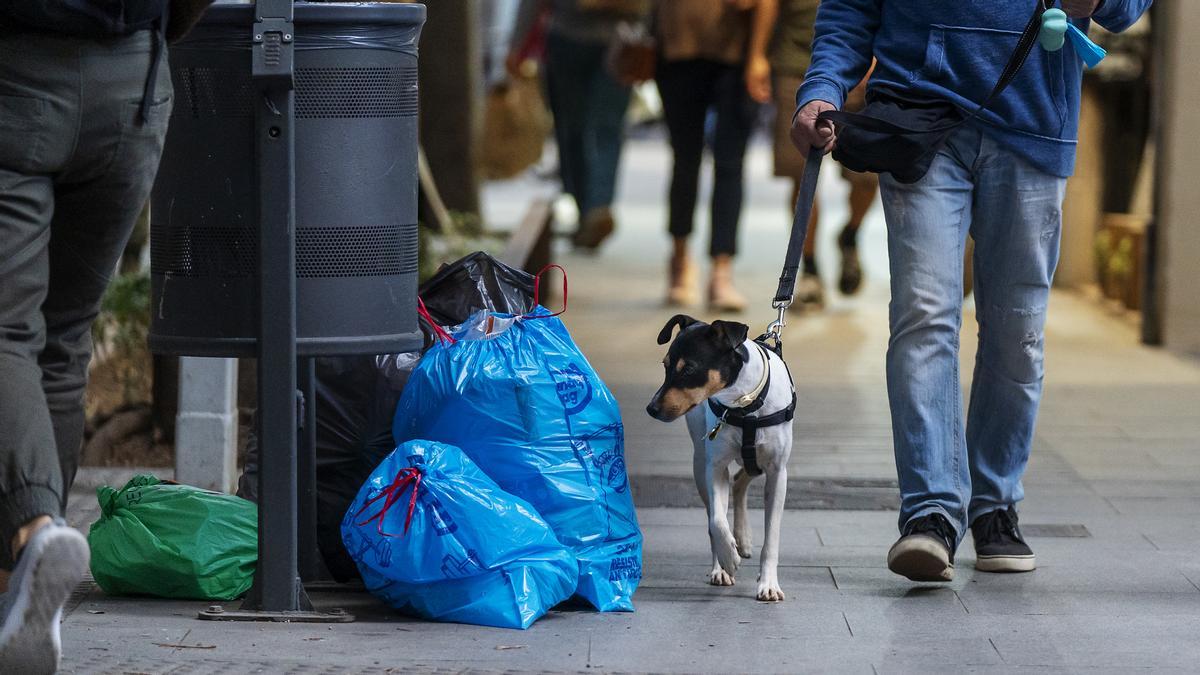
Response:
[920,24,1067,138]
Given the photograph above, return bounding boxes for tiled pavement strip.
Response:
[61,137,1200,673]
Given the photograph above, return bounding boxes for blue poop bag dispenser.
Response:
[1039,7,1107,69]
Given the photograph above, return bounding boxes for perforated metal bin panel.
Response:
[148,2,425,357]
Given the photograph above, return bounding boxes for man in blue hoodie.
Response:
[791,0,1152,582]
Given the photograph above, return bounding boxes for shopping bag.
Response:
[481,73,550,180]
[342,440,577,629]
[87,474,257,600]
[393,308,643,611]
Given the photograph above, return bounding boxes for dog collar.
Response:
[727,342,770,410]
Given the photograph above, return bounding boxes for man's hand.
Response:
[745,55,772,104]
[1061,0,1102,18]
[790,100,837,153]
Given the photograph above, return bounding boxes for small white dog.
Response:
[646,315,795,602]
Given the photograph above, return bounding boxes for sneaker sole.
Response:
[0,526,90,674]
[975,554,1037,573]
[887,536,954,582]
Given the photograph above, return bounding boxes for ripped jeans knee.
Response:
[980,304,1047,385]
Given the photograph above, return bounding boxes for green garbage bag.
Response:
[87,474,257,600]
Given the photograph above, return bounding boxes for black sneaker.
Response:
[887,513,957,582]
[971,506,1036,573]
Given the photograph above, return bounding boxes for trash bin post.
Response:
[243,0,307,615]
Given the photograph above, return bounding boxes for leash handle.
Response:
[773,146,823,308]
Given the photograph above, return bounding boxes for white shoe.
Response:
[0,519,90,674]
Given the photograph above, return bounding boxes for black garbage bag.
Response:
[237,252,536,582]
[238,355,405,581]
[418,251,535,328]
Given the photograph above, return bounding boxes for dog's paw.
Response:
[755,578,785,602]
[715,536,741,575]
[735,538,753,559]
[708,567,735,586]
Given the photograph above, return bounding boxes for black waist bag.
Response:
[820,96,963,184]
[814,0,1052,184]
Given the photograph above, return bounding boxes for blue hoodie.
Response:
[796,1,1152,177]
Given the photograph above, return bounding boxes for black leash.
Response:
[760,145,823,356]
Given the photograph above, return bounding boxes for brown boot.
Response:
[666,249,698,306]
[574,206,616,251]
[708,255,747,313]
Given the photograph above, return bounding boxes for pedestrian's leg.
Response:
[708,62,755,260]
[0,170,61,575]
[0,31,74,576]
[846,174,878,230]
[543,34,591,216]
[39,26,173,508]
[838,172,878,295]
[581,51,630,213]
[877,130,979,582]
[707,62,756,311]
[656,59,710,306]
[572,44,631,250]
[0,31,92,675]
[878,132,977,538]
[965,140,1065,525]
[656,59,709,245]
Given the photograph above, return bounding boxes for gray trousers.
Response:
[0,28,172,569]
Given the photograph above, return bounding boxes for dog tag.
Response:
[700,420,720,441]
[706,416,726,441]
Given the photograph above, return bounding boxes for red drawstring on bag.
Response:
[417,297,456,345]
[355,467,423,537]
[522,264,568,320]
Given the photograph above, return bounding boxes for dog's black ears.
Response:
[657,314,699,345]
[710,320,749,352]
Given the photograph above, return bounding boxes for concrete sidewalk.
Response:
[59,137,1200,673]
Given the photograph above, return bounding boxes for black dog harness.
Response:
[707,340,796,477]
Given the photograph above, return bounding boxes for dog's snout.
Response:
[646,401,662,419]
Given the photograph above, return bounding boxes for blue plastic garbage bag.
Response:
[341,439,578,629]
[393,309,643,611]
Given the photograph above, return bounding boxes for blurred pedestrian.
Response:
[0,2,213,671]
[655,0,774,311]
[792,0,1152,582]
[768,0,878,309]
[509,0,649,251]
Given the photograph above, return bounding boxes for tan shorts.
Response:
[772,73,878,188]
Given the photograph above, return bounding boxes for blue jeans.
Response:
[544,32,631,216]
[878,124,1066,542]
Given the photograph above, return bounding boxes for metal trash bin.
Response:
[149,1,425,357]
